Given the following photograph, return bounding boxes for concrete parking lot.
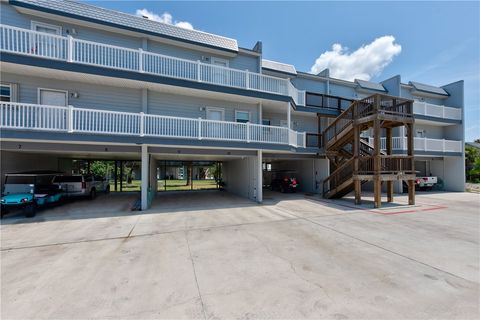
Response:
[1,191,479,319]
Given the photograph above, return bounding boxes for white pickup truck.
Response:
[53,175,110,199]
[415,176,438,190]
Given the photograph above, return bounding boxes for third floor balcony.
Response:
[0,24,306,106]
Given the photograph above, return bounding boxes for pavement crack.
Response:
[184,230,208,320]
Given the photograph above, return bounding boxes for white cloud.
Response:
[310,36,402,81]
[135,8,194,30]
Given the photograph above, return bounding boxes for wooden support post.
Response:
[354,180,361,205]
[386,127,393,202]
[353,122,360,205]
[373,118,381,208]
[408,180,415,205]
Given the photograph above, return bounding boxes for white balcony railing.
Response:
[413,101,462,121]
[0,102,307,148]
[367,137,462,153]
[0,24,306,106]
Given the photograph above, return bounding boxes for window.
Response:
[31,21,62,35]
[235,111,250,123]
[0,84,11,102]
[211,57,229,68]
[262,119,271,126]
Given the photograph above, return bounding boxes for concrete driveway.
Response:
[1,191,479,319]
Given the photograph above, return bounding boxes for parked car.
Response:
[1,171,64,218]
[52,175,109,199]
[270,170,299,193]
[415,176,438,190]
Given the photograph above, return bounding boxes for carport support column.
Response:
[141,144,149,210]
[256,150,263,203]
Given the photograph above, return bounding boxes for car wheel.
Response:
[24,203,37,218]
[90,189,97,200]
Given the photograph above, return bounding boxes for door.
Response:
[211,57,229,85]
[39,89,68,106]
[206,107,225,139]
[31,21,62,57]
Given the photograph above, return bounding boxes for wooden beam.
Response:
[408,179,415,205]
[373,118,381,208]
[354,179,361,205]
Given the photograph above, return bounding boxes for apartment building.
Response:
[0,0,465,210]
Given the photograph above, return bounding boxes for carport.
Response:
[1,141,265,213]
[262,153,330,195]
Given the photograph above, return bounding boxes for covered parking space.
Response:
[262,152,330,195]
[1,141,265,216]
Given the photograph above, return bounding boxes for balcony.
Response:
[367,137,462,153]
[413,101,461,121]
[0,102,307,148]
[0,24,305,106]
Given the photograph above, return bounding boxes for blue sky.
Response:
[88,1,480,141]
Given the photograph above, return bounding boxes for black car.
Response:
[270,171,299,193]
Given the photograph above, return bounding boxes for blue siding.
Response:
[149,91,259,123]
[291,77,327,94]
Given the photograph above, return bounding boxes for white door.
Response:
[206,108,224,138]
[211,57,229,84]
[39,89,67,106]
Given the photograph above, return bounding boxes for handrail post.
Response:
[67,105,74,133]
[197,60,201,82]
[138,48,144,73]
[245,70,250,89]
[247,122,251,143]
[140,112,145,136]
[67,35,74,62]
[198,117,202,140]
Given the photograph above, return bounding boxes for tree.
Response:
[466,145,480,182]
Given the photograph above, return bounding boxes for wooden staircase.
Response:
[321,94,417,208]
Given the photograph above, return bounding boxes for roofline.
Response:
[296,71,357,87]
[262,67,297,77]
[238,47,261,57]
[9,0,238,54]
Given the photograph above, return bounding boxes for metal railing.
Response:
[0,102,306,148]
[413,101,462,120]
[367,137,463,153]
[0,24,305,106]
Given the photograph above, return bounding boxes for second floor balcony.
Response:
[413,101,462,121]
[0,24,306,106]
[367,136,463,154]
[0,102,307,149]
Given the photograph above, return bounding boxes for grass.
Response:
[109,179,218,192]
[158,179,218,191]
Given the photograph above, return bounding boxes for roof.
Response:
[262,59,297,75]
[409,81,449,96]
[355,79,387,92]
[10,0,239,53]
[466,142,480,149]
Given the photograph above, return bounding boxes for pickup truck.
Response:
[52,175,109,199]
[415,176,438,190]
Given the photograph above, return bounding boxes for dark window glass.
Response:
[53,176,83,183]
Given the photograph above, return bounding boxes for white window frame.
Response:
[205,107,225,121]
[235,110,250,123]
[211,57,229,68]
[37,88,69,106]
[31,21,62,35]
[0,83,12,102]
